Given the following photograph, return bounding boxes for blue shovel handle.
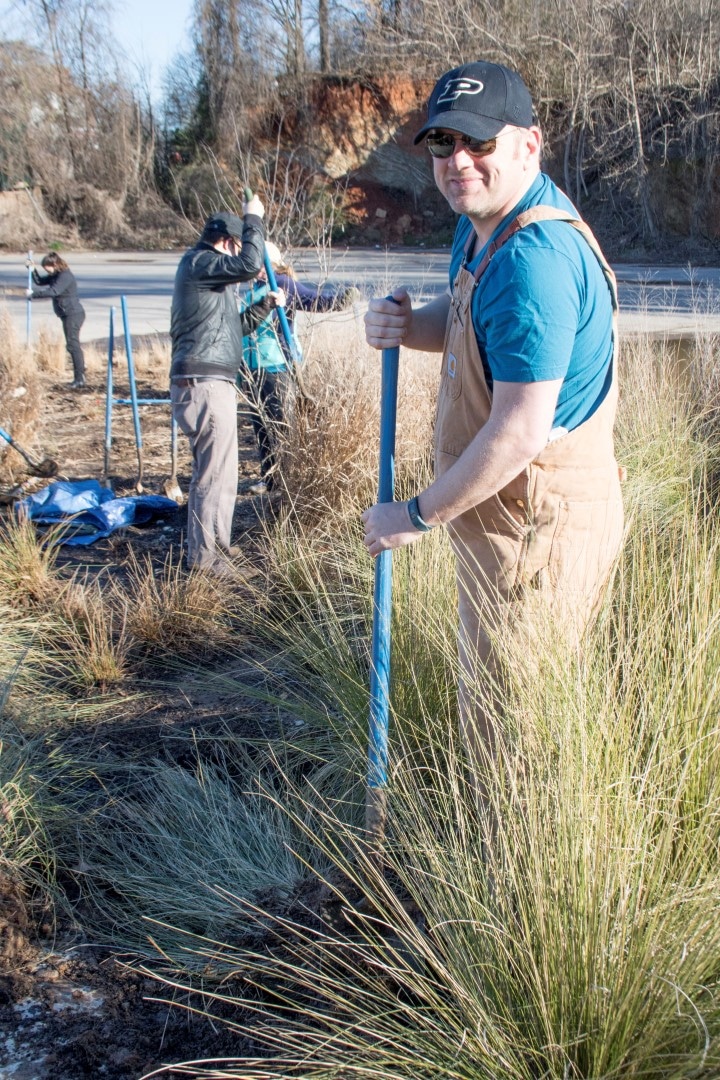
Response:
[262,253,302,365]
[366,296,401,843]
[120,296,144,490]
[368,339,399,792]
[243,187,301,364]
[26,250,33,345]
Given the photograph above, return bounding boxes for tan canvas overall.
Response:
[435,208,624,764]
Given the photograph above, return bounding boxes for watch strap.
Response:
[407,495,433,532]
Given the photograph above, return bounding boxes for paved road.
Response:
[2,248,720,343]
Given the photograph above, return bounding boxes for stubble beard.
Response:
[441,176,514,233]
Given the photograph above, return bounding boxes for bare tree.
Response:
[2,0,162,241]
[318,0,329,73]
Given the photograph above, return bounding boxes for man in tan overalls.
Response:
[362,61,624,793]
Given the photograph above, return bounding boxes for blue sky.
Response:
[112,0,194,100]
[1,0,194,102]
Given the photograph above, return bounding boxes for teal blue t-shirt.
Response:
[448,173,614,432]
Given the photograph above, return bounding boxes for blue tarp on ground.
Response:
[16,479,179,546]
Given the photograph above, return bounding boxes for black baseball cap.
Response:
[202,211,245,241]
[414,61,534,144]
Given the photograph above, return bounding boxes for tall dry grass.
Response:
[269,303,437,517]
[122,329,720,1078]
[3,305,720,1079]
[32,324,66,375]
[29,309,170,385]
[95,333,171,383]
[0,310,42,485]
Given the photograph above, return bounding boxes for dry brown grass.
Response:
[0,515,61,607]
[100,336,170,384]
[118,549,240,659]
[686,330,720,437]
[32,325,66,375]
[0,517,130,694]
[29,319,169,386]
[60,583,129,691]
[276,312,437,519]
[31,322,104,381]
[0,309,43,486]
[129,336,171,379]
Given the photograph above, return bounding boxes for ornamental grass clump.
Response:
[0,517,137,708]
[0,732,55,893]
[140,485,720,1080]
[240,499,457,790]
[119,549,240,659]
[76,515,458,970]
[132,328,720,1078]
[60,583,129,691]
[274,316,436,520]
[81,756,327,965]
[0,515,60,609]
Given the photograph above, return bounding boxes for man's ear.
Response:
[525,126,543,164]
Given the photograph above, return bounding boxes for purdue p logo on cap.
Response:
[437,78,484,105]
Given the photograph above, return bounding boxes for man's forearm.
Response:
[403,294,450,352]
[418,423,534,526]
[418,378,562,525]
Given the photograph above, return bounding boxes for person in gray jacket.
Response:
[170,197,284,574]
[27,253,86,388]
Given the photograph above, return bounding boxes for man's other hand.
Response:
[361,500,424,557]
[364,288,411,350]
[243,195,264,218]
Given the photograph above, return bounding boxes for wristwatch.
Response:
[407,495,433,532]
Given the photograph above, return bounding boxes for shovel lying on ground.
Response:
[0,423,59,478]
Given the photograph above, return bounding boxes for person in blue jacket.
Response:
[238,242,355,495]
[27,253,86,388]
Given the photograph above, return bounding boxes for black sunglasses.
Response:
[425,131,507,159]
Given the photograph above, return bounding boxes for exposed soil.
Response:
[0,360,287,1079]
[16,356,271,566]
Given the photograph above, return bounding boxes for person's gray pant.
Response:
[171,378,238,570]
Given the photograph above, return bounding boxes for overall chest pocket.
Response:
[441,308,466,401]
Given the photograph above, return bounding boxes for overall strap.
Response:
[468,206,618,312]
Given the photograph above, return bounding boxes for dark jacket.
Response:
[31,268,84,320]
[170,214,270,381]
